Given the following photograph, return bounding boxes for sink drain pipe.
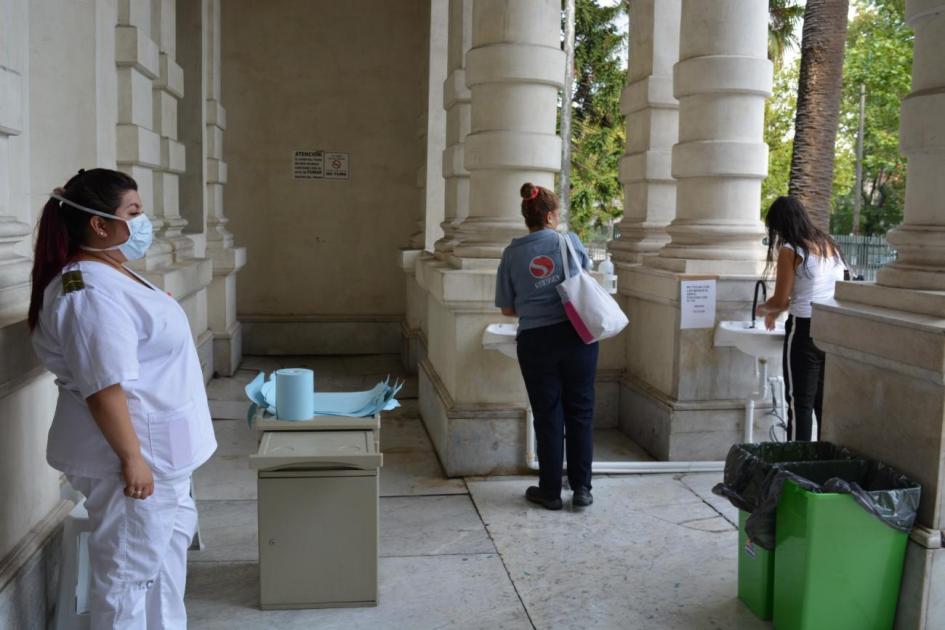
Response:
[524,408,725,474]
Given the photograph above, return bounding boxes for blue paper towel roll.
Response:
[274,368,314,421]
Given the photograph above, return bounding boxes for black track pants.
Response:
[783,315,825,442]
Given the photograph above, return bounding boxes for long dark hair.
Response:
[28,168,138,331]
[520,182,558,229]
[763,195,844,281]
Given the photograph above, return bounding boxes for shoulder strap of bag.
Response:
[558,232,584,278]
[558,233,572,280]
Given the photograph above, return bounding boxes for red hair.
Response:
[519,182,558,229]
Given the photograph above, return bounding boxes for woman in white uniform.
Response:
[29,168,217,629]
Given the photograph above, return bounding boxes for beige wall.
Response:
[222,0,429,317]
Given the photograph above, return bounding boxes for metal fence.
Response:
[586,242,609,264]
[832,234,896,281]
[583,234,896,279]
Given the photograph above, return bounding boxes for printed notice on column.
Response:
[293,151,324,179]
[680,278,717,329]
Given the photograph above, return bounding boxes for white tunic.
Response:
[32,261,217,479]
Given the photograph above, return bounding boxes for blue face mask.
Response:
[51,193,154,260]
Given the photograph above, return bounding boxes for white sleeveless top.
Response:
[783,244,846,318]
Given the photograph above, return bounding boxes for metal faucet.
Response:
[751,280,767,328]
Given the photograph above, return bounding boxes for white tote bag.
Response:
[556,233,629,343]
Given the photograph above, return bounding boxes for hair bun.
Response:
[520,182,535,200]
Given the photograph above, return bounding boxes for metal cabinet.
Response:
[250,430,383,609]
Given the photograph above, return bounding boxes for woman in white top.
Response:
[29,168,217,629]
[757,196,846,442]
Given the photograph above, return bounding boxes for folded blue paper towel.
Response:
[245,371,402,426]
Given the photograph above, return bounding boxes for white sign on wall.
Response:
[323,152,350,179]
[680,278,718,329]
[293,150,324,179]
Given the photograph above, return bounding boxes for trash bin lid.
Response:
[250,431,383,471]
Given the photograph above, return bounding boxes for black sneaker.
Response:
[572,488,593,508]
[525,486,562,510]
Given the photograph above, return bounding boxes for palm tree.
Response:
[768,0,805,69]
[788,0,850,230]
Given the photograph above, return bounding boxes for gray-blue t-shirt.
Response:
[495,230,592,332]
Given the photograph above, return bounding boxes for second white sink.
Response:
[482,323,518,359]
[714,320,785,361]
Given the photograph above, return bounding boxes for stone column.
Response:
[649,0,770,275]
[204,0,246,376]
[118,0,213,377]
[876,8,945,291]
[810,4,945,626]
[0,1,64,614]
[608,0,680,265]
[410,113,429,250]
[401,0,448,373]
[0,0,32,324]
[116,0,172,269]
[414,0,567,475]
[616,0,772,461]
[449,0,565,264]
[151,0,193,258]
[433,0,473,260]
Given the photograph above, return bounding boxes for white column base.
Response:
[896,533,945,630]
[812,282,945,531]
[213,320,242,378]
[617,264,775,459]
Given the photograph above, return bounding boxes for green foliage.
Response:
[762,0,912,234]
[768,0,805,68]
[830,0,912,235]
[566,0,626,241]
[763,58,799,216]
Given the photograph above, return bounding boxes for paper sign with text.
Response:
[293,150,324,179]
[680,278,717,329]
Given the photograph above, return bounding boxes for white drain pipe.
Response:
[524,408,725,474]
[490,326,725,474]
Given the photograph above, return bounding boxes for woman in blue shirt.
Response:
[495,183,597,510]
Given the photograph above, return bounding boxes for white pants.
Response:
[68,474,196,630]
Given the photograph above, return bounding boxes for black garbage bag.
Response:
[712,442,857,513]
[713,444,922,551]
[745,459,921,550]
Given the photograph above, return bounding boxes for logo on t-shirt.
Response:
[528,255,555,279]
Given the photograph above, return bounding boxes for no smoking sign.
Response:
[324,152,350,179]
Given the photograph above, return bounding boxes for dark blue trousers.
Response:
[516,321,599,499]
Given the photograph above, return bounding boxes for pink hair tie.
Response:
[529,187,540,200]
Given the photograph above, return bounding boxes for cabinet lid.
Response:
[250,431,382,471]
[253,411,380,433]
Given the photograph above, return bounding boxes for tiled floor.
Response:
[188,355,768,629]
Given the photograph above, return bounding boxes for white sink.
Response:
[482,323,518,359]
[714,320,785,361]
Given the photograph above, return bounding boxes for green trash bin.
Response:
[772,461,920,630]
[738,510,775,620]
[715,442,858,620]
[715,443,919,627]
